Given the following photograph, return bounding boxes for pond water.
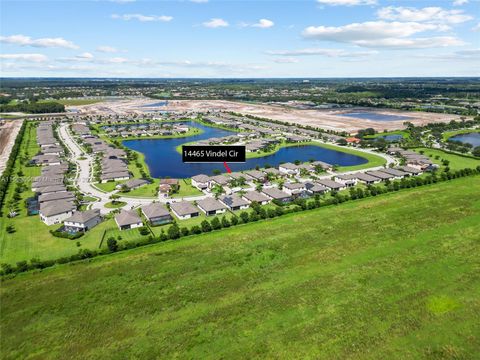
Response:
[123,121,368,178]
[336,112,412,122]
[449,132,480,147]
[142,101,168,107]
[377,134,403,142]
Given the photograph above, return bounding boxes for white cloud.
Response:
[96,45,119,53]
[0,34,78,49]
[267,48,377,57]
[317,0,377,6]
[377,6,473,24]
[453,0,468,5]
[202,18,229,28]
[272,57,299,63]
[354,36,465,48]
[303,21,447,41]
[252,19,274,28]
[300,21,463,48]
[111,13,173,22]
[76,52,94,59]
[0,53,48,62]
[472,22,480,31]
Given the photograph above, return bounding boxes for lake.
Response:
[142,101,168,107]
[337,112,412,122]
[449,132,480,147]
[123,121,368,178]
[377,134,403,142]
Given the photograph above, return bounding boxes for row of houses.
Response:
[103,123,190,138]
[387,147,435,170]
[29,123,103,232]
[72,122,131,183]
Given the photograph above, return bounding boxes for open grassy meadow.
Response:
[1,176,479,359]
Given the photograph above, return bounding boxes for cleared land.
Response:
[76,99,463,133]
[1,176,479,359]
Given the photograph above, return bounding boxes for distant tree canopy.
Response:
[0,101,65,114]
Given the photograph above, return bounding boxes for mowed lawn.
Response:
[414,148,480,170]
[1,176,479,359]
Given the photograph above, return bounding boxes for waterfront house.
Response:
[191,174,211,190]
[279,162,299,175]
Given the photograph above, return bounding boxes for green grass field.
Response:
[1,176,479,359]
[364,130,411,140]
[413,148,480,170]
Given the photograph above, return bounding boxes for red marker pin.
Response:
[223,162,232,173]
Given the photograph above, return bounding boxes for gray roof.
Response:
[355,173,380,182]
[191,174,210,183]
[244,170,265,180]
[40,200,76,217]
[311,160,332,169]
[141,203,170,219]
[396,166,422,174]
[279,162,298,170]
[378,168,408,177]
[36,185,67,194]
[197,198,228,212]
[335,174,357,181]
[262,168,281,175]
[262,187,291,200]
[242,190,270,203]
[170,201,199,216]
[209,175,229,185]
[284,182,306,190]
[124,178,149,189]
[115,210,142,227]
[317,179,344,190]
[64,209,101,224]
[366,171,394,180]
[305,182,328,192]
[219,194,250,208]
[38,191,75,203]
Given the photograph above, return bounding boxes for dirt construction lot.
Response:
[74,98,464,133]
[0,120,22,175]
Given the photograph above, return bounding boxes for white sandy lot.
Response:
[0,120,23,176]
[72,98,463,133]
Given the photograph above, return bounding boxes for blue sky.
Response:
[1,0,479,77]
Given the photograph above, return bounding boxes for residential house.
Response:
[242,191,270,205]
[115,210,143,230]
[219,194,250,211]
[63,209,102,233]
[262,187,291,203]
[283,182,307,196]
[196,198,228,216]
[39,200,76,226]
[191,174,210,190]
[170,201,200,220]
[141,203,172,226]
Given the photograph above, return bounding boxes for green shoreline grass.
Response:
[442,128,480,141]
[1,176,479,359]
[364,129,411,140]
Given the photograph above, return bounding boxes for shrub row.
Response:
[2,166,480,277]
[0,121,26,216]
